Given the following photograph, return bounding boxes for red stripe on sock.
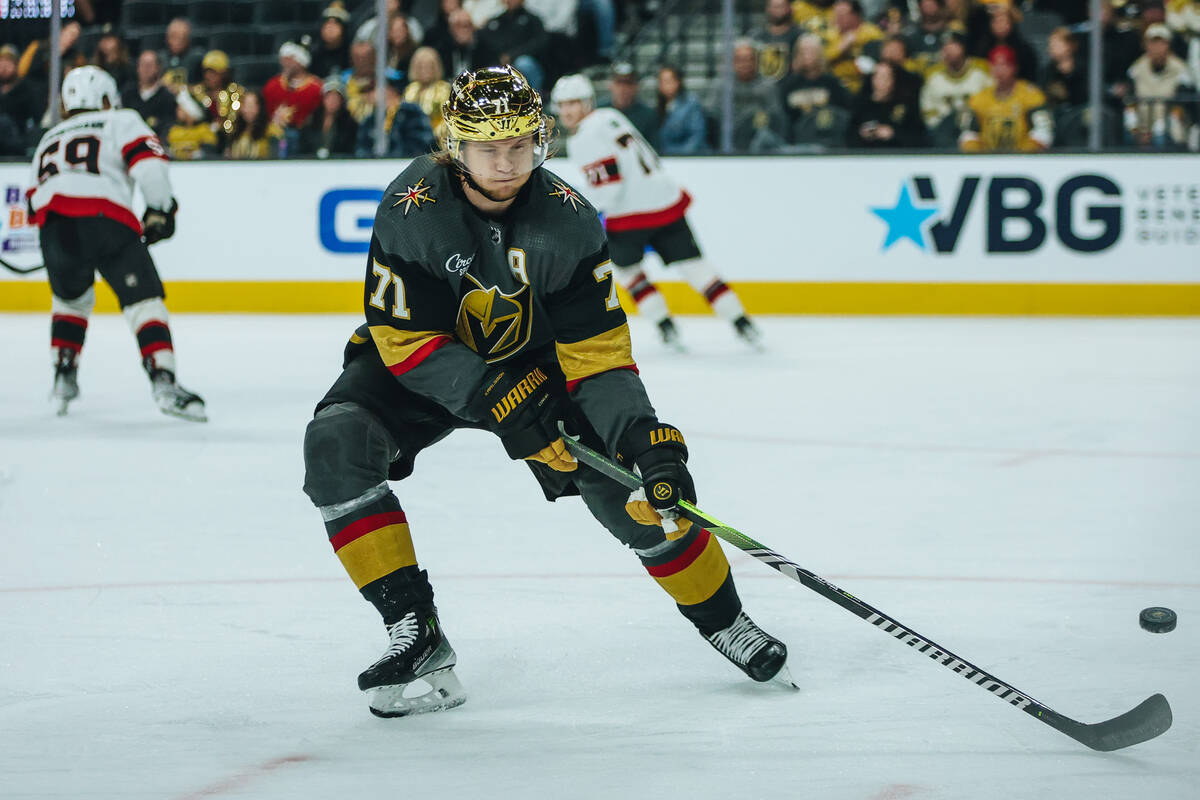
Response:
[51,338,83,351]
[329,511,408,551]
[52,314,89,328]
[139,341,173,358]
[137,320,169,335]
[645,528,712,577]
[704,282,731,304]
[631,285,657,302]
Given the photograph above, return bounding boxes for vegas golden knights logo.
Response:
[456,273,533,363]
[489,367,548,423]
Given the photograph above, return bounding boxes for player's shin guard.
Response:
[123,297,175,373]
[615,262,671,325]
[318,482,433,622]
[49,289,94,415]
[675,259,741,319]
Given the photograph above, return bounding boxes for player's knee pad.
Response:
[302,402,399,508]
[612,261,645,284]
[674,257,719,293]
[51,286,96,317]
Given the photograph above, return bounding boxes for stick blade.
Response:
[1049,693,1172,752]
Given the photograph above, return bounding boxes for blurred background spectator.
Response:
[403,46,452,143]
[779,33,851,147]
[264,42,324,156]
[750,0,803,83]
[0,44,40,154]
[438,9,498,78]
[300,79,361,158]
[849,61,927,146]
[190,49,243,139]
[161,18,204,90]
[824,0,884,94]
[605,62,658,143]
[970,4,1038,83]
[93,24,134,90]
[723,38,786,151]
[226,90,285,159]
[920,30,991,147]
[904,0,955,74]
[1125,23,1193,147]
[311,2,354,81]
[121,50,178,140]
[478,0,549,91]
[655,64,710,153]
[386,15,420,76]
[355,77,437,156]
[960,44,1053,152]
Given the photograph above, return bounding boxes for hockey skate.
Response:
[658,318,685,352]
[51,356,80,417]
[733,316,765,351]
[705,611,796,689]
[359,607,467,718]
[148,367,207,422]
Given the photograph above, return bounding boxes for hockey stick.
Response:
[0,254,45,274]
[558,423,1172,752]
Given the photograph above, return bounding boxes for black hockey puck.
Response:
[1139,607,1177,634]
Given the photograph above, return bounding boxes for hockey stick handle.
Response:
[0,255,45,274]
[558,423,1171,751]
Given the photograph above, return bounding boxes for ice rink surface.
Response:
[1,312,1198,800]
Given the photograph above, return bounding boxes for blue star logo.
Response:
[871,184,937,251]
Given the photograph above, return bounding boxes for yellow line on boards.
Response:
[2,281,1199,315]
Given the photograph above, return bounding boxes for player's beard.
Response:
[462,170,530,203]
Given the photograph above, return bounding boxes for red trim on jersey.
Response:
[645,529,712,577]
[52,314,89,328]
[565,363,640,393]
[385,335,453,378]
[30,194,142,234]
[51,338,84,351]
[604,191,691,233]
[582,156,621,187]
[121,136,168,169]
[329,511,409,551]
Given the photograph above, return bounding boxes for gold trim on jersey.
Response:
[369,325,452,370]
[555,323,636,383]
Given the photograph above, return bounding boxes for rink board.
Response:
[2,154,1197,314]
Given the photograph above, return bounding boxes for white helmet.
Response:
[549,74,595,113]
[62,66,120,112]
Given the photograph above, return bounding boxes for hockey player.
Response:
[26,66,205,421]
[549,74,763,351]
[302,65,792,719]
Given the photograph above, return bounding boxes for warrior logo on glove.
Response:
[653,482,674,501]
[484,366,548,423]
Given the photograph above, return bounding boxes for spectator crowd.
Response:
[2,0,1197,157]
[1,0,617,159]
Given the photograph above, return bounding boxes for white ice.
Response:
[1,313,1197,800]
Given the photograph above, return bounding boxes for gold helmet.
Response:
[442,65,548,165]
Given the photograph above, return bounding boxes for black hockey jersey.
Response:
[357,156,657,457]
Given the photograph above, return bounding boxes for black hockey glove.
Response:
[142,198,178,245]
[470,364,577,472]
[618,422,695,541]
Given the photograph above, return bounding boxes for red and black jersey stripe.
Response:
[121,135,168,170]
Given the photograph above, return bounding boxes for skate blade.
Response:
[769,663,799,691]
[367,667,467,718]
[158,401,208,423]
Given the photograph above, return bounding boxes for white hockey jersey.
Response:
[27,108,172,235]
[564,107,691,232]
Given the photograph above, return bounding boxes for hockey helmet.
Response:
[549,74,595,113]
[442,65,548,172]
[62,66,119,112]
